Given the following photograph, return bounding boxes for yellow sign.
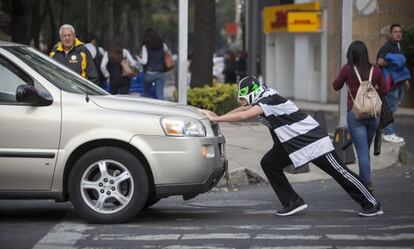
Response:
[287,12,321,32]
[263,2,321,33]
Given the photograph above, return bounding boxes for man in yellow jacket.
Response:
[50,24,98,85]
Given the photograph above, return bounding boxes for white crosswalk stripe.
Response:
[33,221,414,248]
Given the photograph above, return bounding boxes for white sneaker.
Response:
[383,134,404,143]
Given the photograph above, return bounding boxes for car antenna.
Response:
[84,81,89,103]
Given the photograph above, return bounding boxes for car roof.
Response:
[0,40,25,47]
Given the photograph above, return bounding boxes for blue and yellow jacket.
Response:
[49,38,98,84]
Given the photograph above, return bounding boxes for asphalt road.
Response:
[1,159,413,249]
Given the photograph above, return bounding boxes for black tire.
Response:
[68,146,149,223]
[143,197,161,209]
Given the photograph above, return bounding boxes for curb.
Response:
[219,142,408,186]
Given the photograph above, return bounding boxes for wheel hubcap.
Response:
[80,160,134,214]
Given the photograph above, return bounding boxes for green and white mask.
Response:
[238,76,264,105]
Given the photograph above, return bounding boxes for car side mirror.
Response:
[15,85,52,106]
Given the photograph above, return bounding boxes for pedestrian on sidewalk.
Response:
[333,41,388,192]
[49,24,98,85]
[201,76,383,217]
[101,39,136,95]
[138,28,171,100]
[377,23,411,143]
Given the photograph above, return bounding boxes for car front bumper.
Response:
[130,132,226,195]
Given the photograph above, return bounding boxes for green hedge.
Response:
[175,83,240,115]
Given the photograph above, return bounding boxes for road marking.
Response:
[337,247,413,249]
[254,234,321,240]
[32,221,91,249]
[244,210,276,214]
[95,234,181,241]
[251,247,412,249]
[163,246,235,249]
[181,233,250,240]
[371,224,414,230]
[326,233,414,240]
[268,225,312,230]
[33,220,414,249]
[251,247,331,249]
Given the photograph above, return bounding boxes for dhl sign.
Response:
[287,12,321,32]
[263,2,321,33]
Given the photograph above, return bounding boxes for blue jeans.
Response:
[347,111,379,186]
[143,72,165,100]
[383,86,404,135]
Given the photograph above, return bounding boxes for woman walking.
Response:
[101,39,136,95]
[333,41,388,191]
[139,28,171,100]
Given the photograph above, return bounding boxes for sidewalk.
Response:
[218,122,408,186]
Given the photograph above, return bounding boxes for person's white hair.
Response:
[59,24,75,37]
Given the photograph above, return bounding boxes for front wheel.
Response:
[68,147,149,223]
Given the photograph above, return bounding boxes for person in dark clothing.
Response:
[222,51,237,83]
[333,41,388,192]
[377,23,411,143]
[236,51,248,81]
[85,34,105,88]
[201,76,384,217]
[100,39,136,95]
[49,24,98,84]
[139,28,170,100]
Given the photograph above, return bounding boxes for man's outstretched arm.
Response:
[208,105,263,123]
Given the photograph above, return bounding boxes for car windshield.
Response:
[5,46,108,95]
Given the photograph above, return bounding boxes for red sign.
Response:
[225,22,237,36]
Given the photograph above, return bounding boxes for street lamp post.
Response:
[178,0,188,104]
[333,0,355,164]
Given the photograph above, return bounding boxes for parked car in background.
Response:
[0,41,226,223]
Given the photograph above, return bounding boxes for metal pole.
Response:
[320,9,328,103]
[339,0,352,127]
[332,0,355,164]
[178,0,188,104]
[247,0,258,77]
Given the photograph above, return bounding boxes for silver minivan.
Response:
[0,41,226,223]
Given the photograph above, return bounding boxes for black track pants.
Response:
[260,145,378,209]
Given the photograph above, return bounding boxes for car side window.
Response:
[0,56,33,103]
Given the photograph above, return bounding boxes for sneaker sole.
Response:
[276,204,308,216]
[358,209,384,217]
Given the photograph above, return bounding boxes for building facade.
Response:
[263,0,414,108]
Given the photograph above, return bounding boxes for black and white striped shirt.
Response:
[253,88,334,168]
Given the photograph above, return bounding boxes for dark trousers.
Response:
[260,144,378,209]
[110,76,130,95]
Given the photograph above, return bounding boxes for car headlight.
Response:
[161,117,206,137]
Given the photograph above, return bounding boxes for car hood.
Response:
[90,95,206,119]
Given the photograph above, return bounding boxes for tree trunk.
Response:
[30,0,48,49]
[46,0,58,50]
[11,0,35,44]
[190,0,215,88]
